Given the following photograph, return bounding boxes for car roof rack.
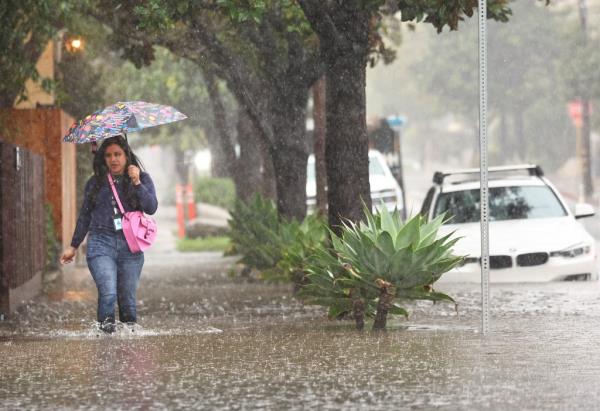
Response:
[433,164,544,185]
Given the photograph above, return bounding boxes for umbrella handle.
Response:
[91,141,98,154]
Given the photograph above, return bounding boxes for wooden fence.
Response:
[0,142,46,316]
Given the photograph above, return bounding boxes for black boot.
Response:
[120,312,136,326]
[99,317,116,334]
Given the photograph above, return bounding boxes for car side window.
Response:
[420,187,435,218]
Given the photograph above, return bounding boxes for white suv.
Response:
[420,165,598,282]
[306,150,404,215]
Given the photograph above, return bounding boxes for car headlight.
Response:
[550,244,592,258]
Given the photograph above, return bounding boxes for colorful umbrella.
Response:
[63,101,187,144]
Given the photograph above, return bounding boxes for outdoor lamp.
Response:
[65,36,84,53]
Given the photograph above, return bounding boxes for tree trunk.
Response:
[325,49,371,233]
[205,69,237,178]
[257,132,277,201]
[236,108,263,203]
[352,297,365,331]
[313,76,328,217]
[297,1,372,233]
[372,280,395,331]
[173,148,188,185]
[206,130,229,178]
[270,85,310,221]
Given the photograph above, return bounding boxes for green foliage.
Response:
[103,46,215,152]
[0,0,82,106]
[226,195,288,271]
[56,52,106,120]
[299,207,462,323]
[395,0,512,32]
[408,0,578,169]
[226,195,327,284]
[177,236,230,252]
[271,213,328,284]
[216,0,267,23]
[560,41,600,101]
[44,204,60,271]
[194,177,236,210]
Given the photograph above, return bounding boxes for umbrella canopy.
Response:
[63,101,187,144]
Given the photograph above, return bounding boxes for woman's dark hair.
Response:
[87,135,145,210]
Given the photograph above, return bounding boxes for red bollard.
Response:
[175,184,185,238]
[186,183,197,220]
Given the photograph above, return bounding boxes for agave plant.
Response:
[300,207,464,331]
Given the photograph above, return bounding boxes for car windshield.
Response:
[433,185,567,223]
[369,156,386,176]
[307,154,386,182]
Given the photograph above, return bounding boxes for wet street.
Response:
[3,247,600,409]
[2,208,600,410]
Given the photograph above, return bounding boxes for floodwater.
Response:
[2,253,600,410]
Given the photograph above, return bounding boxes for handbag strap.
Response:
[107,174,126,215]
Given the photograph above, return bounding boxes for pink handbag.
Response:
[108,174,157,253]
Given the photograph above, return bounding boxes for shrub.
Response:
[274,213,328,290]
[226,194,290,272]
[299,207,464,331]
[226,194,328,288]
[194,177,236,210]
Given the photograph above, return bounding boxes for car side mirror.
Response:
[574,203,595,219]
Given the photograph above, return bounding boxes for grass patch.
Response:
[176,236,231,252]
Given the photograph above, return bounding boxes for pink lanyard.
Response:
[107,174,126,215]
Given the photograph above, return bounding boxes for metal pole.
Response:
[478,0,490,335]
[577,0,593,201]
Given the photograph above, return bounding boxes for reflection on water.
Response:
[3,317,600,410]
[2,258,600,409]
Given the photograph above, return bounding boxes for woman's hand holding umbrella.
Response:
[128,165,141,185]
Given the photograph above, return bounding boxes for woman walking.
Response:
[60,135,158,333]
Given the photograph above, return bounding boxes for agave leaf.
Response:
[378,206,399,240]
[387,248,413,282]
[396,287,456,305]
[388,304,409,318]
[328,303,353,319]
[397,269,436,290]
[363,202,378,226]
[376,230,397,258]
[417,213,445,248]
[396,214,421,250]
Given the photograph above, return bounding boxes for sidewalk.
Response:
[143,202,232,267]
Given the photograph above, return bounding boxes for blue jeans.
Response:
[86,231,144,323]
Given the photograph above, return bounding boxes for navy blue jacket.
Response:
[70,172,158,248]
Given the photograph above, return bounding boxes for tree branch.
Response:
[186,15,274,146]
[297,0,341,50]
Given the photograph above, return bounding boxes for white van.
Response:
[306,150,404,214]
